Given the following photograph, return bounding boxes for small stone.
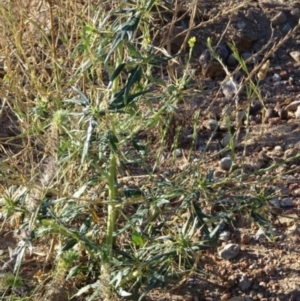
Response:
[255,229,266,240]
[221,133,236,147]
[271,11,287,26]
[241,233,251,245]
[295,106,300,119]
[270,197,280,208]
[218,243,240,260]
[238,275,252,291]
[237,20,246,29]
[205,119,218,131]
[274,145,282,152]
[242,52,252,62]
[284,148,298,159]
[286,100,300,112]
[173,148,182,157]
[222,77,240,99]
[272,73,281,82]
[219,231,231,241]
[282,23,291,33]
[227,54,238,66]
[280,197,293,207]
[219,156,232,171]
[290,51,300,63]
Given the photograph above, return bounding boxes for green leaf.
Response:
[61,239,78,252]
[132,230,144,246]
[109,89,150,110]
[108,131,119,152]
[110,62,126,82]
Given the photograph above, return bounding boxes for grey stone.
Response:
[219,156,232,171]
[238,274,252,291]
[272,73,281,82]
[280,197,293,207]
[227,54,238,66]
[222,77,240,99]
[219,231,231,241]
[271,11,287,26]
[218,243,240,260]
[173,149,182,157]
[205,119,218,131]
[282,23,292,33]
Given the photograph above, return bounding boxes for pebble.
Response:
[238,274,252,291]
[241,233,251,245]
[272,73,281,82]
[280,197,293,207]
[219,156,232,171]
[242,52,252,61]
[270,197,280,208]
[205,119,218,131]
[173,148,182,157]
[271,11,287,26]
[284,148,298,159]
[282,23,291,33]
[295,105,300,119]
[218,243,240,260]
[255,229,266,240]
[221,133,236,147]
[227,53,238,66]
[290,51,300,63]
[219,231,231,241]
[222,77,240,99]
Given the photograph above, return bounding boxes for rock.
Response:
[221,133,236,147]
[219,231,231,241]
[227,53,238,66]
[173,148,182,157]
[241,52,252,62]
[272,73,281,82]
[218,243,240,260]
[286,100,300,111]
[295,106,300,119]
[255,229,266,240]
[280,197,293,207]
[219,156,232,171]
[284,148,298,159]
[238,274,252,291]
[270,197,281,208]
[282,23,291,33]
[271,11,287,26]
[241,233,251,245]
[222,77,240,99]
[205,119,218,131]
[290,51,300,63]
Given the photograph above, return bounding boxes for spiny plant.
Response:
[1,1,300,301]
